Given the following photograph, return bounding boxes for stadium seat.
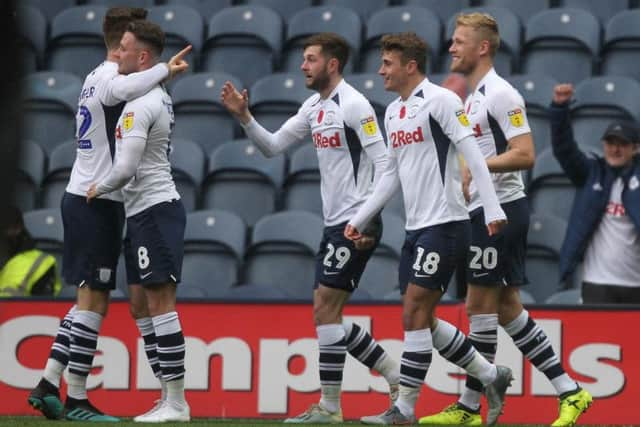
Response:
[85,0,154,7]
[23,0,75,24]
[176,284,208,300]
[319,0,391,20]
[528,147,575,221]
[57,285,76,299]
[519,288,536,304]
[222,283,291,301]
[480,0,550,25]
[350,288,373,301]
[164,0,233,22]
[360,212,404,299]
[243,210,324,299]
[402,0,471,24]
[558,0,629,24]
[16,6,47,73]
[15,141,46,212]
[41,141,76,209]
[170,72,243,155]
[202,6,282,88]
[183,209,247,297]
[23,208,65,270]
[283,144,322,217]
[521,8,600,84]
[385,188,406,220]
[347,73,396,138]
[281,6,362,73]
[601,10,640,81]
[169,139,205,212]
[507,74,557,155]
[46,6,108,78]
[571,76,640,151]
[362,7,441,73]
[249,73,314,133]
[115,255,128,296]
[202,140,286,227]
[443,6,521,76]
[147,6,203,69]
[22,71,82,155]
[246,0,313,20]
[544,288,582,305]
[526,213,569,302]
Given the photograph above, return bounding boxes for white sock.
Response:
[43,359,65,388]
[166,378,185,403]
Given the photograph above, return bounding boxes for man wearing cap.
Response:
[551,83,640,304]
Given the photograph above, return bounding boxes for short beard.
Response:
[306,69,331,92]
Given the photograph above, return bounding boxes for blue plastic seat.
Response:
[147,6,204,70]
[246,0,313,20]
[16,141,46,212]
[164,0,233,22]
[481,0,550,25]
[283,144,322,217]
[403,0,471,24]
[558,0,629,24]
[169,139,205,212]
[41,140,76,209]
[319,0,390,20]
[23,208,65,270]
[528,147,575,221]
[601,10,640,81]
[16,6,47,73]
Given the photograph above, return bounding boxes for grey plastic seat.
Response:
[169,139,205,212]
[518,288,536,304]
[521,8,600,84]
[164,0,233,22]
[22,72,82,155]
[46,6,108,78]
[347,73,396,139]
[202,140,286,227]
[16,6,47,73]
[41,141,76,209]
[360,212,404,299]
[183,209,246,297]
[249,73,314,133]
[244,211,324,299]
[223,283,291,301]
[544,289,582,305]
[570,76,640,151]
[319,0,390,20]
[526,213,568,302]
[528,147,574,221]
[202,6,282,88]
[283,144,322,217]
[246,0,313,20]
[403,0,471,24]
[481,0,550,25]
[175,285,208,300]
[147,6,203,69]
[171,72,243,155]
[507,74,557,154]
[23,0,75,23]
[362,7,441,73]
[23,208,65,269]
[601,10,640,81]
[16,141,46,212]
[443,6,521,76]
[559,0,629,24]
[85,0,154,7]
[281,6,362,73]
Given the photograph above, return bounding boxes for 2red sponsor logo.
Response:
[390,127,425,148]
[313,131,342,148]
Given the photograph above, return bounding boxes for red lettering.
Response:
[313,131,342,149]
[391,127,425,148]
[606,202,626,217]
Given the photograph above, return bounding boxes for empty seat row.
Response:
[17,4,640,83]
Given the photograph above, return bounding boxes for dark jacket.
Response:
[549,101,640,280]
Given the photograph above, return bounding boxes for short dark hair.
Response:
[103,7,147,50]
[303,32,350,74]
[380,32,428,74]
[125,20,165,58]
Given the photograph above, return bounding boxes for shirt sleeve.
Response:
[343,96,385,148]
[241,103,310,157]
[487,88,531,140]
[99,63,168,106]
[433,90,475,145]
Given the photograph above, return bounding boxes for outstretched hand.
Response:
[220,81,251,123]
[166,45,192,79]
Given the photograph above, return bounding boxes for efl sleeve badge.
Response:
[508,108,524,127]
[456,110,470,127]
[123,112,135,131]
[360,116,378,136]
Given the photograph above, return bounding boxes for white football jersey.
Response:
[385,78,474,230]
[465,68,531,211]
[114,86,179,217]
[278,79,386,226]
[66,61,168,202]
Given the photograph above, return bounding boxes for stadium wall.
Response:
[0,301,635,424]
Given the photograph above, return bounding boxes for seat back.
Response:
[403,0,471,24]
[601,10,640,80]
[544,289,582,305]
[16,6,47,72]
[559,0,629,24]
[483,0,550,24]
[148,6,204,67]
[169,139,205,212]
[283,144,322,217]
[23,208,65,269]
[41,140,76,209]
[320,0,390,21]
[16,141,46,212]
[246,0,313,20]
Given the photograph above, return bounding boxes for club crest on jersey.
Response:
[456,110,470,127]
[508,108,524,127]
[360,116,378,137]
[123,112,135,131]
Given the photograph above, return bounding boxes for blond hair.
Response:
[455,12,500,57]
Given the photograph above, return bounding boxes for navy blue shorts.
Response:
[124,200,186,287]
[314,216,382,292]
[399,220,470,294]
[61,192,124,290]
[467,197,529,287]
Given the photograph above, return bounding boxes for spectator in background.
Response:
[551,83,640,304]
[0,206,61,297]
